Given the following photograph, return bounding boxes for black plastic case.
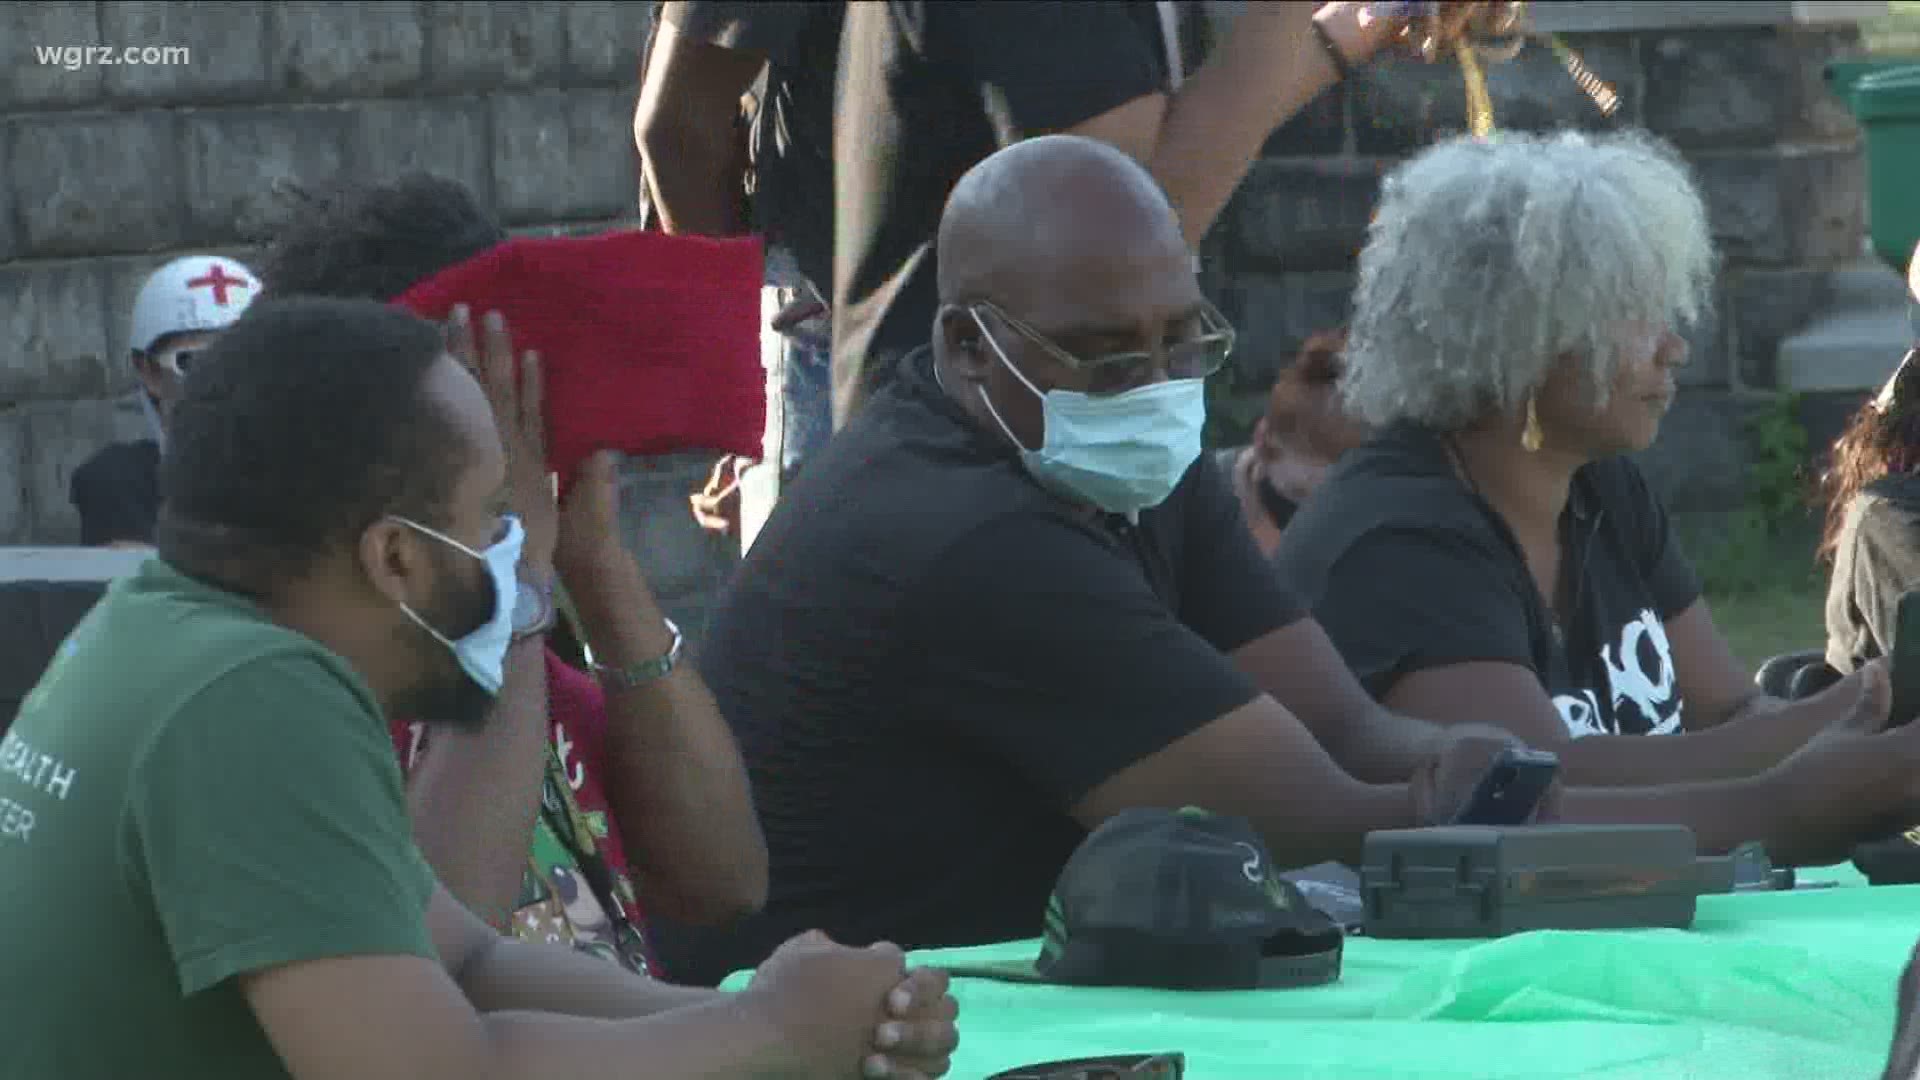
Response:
[1359,825,1706,939]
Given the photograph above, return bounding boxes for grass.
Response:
[1684,513,1829,674]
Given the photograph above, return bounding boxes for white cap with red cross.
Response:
[127,255,261,356]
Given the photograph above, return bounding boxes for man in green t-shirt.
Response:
[0,296,957,1080]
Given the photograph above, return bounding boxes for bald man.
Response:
[660,136,1513,985]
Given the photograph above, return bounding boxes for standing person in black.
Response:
[1274,132,1920,815]
[829,1,1416,426]
[635,1,842,539]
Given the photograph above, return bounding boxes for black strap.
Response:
[536,748,653,973]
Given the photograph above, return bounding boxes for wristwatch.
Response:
[590,618,683,692]
[511,571,557,641]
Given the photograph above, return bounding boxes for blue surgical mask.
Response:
[971,313,1206,517]
[388,515,524,694]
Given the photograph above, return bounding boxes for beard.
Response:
[391,546,501,733]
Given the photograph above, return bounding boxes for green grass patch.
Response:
[1681,511,1828,674]
[1866,1,1920,55]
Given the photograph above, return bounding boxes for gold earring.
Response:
[1521,394,1544,453]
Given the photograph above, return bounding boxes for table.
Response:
[729,869,1920,1079]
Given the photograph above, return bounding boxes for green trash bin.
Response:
[1849,64,1920,274]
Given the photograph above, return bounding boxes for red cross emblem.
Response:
[186,265,250,305]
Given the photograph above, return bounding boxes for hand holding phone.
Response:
[1450,747,1560,826]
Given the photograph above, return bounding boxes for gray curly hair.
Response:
[1340,129,1715,430]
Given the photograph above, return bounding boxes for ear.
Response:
[357,518,431,610]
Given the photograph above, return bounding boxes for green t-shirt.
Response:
[0,559,437,1078]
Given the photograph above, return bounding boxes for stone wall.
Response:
[1196,5,1882,513]
[0,2,654,543]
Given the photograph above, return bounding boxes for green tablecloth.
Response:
[728,869,1920,1079]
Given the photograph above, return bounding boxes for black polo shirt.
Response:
[831,0,1172,422]
[1826,474,1920,673]
[69,439,160,547]
[1274,423,1702,739]
[665,348,1302,983]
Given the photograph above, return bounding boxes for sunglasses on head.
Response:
[987,1053,1184,1080]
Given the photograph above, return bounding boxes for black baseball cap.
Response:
[946,807,1343,989]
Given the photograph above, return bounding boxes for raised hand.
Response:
[446,305,557,573]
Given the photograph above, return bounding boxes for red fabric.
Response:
[389,648,647,955]
[392,230,765,493]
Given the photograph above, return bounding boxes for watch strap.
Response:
[591,617,683,691]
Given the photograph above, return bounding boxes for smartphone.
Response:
[1890,590,1920,727]
[1450,747,1560,826]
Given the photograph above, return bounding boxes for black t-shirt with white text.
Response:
[656,348,1303,984]
[831,0,1172,421]
[1274,423,1702,738]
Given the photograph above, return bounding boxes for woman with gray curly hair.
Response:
[1275,131,1918,818]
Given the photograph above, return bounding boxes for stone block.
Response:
[1353,33,1640,155]
[0,263,111,405]
[491,89,638,224]
[425,1,567,93]
[1632,389,1756,512]
[354,99,491,205]
[1776,306,1908,393]
[0,407,27,545]
[564,2,654,85]
[1726,267,1834,389]
[100,1,270,104]
[183,106,356,244]
[1224,158,1383,273]
[1,4,105,109]
[269,2,426,99]
[1262,84,1348,158]
[1642,29,1792,150]
[1215,271,1356,391]
[18,395,150,546]
[1690,146,1866,267]
[9,113,186,257]
[1784,28,1868,144]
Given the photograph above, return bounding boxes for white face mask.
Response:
[388,515,524,694]
[970,310,1207,516]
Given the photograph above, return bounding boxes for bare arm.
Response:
[405,637,552,929]
[1230,618,1459,784]
[1668,598,1859,735]
[567,545,769,924]
[1385,661,1825,786]
[1069,2,1393,248]
[243,887,791,1080]
[1073,696,1413,869]
[634,19,764,237]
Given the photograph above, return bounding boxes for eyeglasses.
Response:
[971,300,1235,386]
[987,1053,1185,1080]
[152,347,197,377]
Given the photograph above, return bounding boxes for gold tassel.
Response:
[1522,394,1544,452]
[1456,39,1496,138]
